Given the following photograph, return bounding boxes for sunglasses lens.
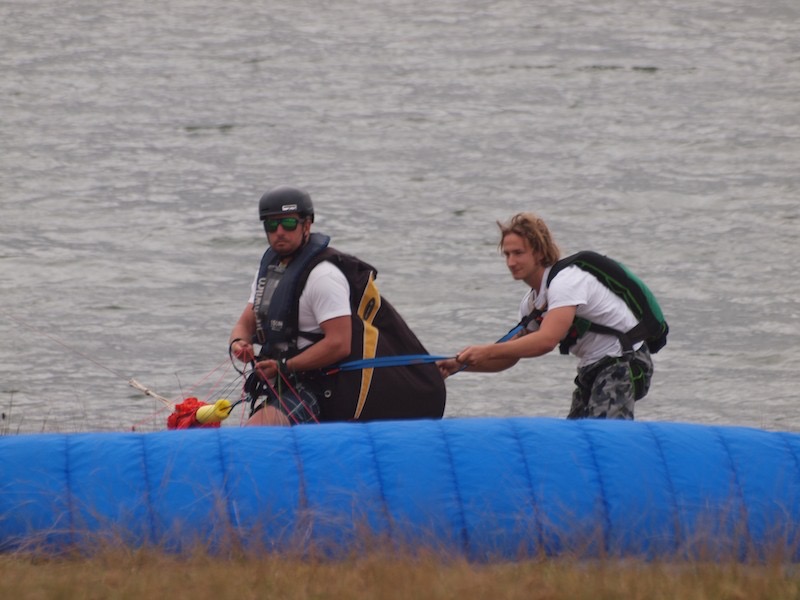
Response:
[281,218,299,231]
[265,217,300,232]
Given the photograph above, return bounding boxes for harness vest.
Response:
[253,232,330,358]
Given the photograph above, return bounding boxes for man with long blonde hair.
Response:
[438,212,654,420]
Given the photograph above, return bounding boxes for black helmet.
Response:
[258,186,315,222]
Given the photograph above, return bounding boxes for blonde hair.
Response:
[497,213,561,267]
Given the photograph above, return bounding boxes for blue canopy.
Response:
[1,417,798,561]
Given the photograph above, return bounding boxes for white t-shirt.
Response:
[519,265,641,368]
[249,261,352,350]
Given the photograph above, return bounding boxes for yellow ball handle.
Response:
[195,399,232,424]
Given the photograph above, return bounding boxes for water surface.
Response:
[1,0,798,433]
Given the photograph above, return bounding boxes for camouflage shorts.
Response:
[568,345,654,421]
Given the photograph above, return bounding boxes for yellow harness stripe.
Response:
[354,272,380,419]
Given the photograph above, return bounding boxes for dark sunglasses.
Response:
[264,217,301,233]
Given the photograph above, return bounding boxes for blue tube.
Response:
[1,417,798,560]
[332,354,453,372]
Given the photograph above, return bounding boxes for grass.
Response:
[1,548,799,600]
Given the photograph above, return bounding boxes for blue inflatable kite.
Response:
[1,417,798,561]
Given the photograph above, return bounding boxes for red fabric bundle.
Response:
[166,397,222,430]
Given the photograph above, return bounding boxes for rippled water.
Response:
[2,0,799,434]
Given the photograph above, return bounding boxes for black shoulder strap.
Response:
[546,256,573,287]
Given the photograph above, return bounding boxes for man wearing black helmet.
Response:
[229,185,445,426]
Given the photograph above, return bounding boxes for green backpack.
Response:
[545,251,669,355]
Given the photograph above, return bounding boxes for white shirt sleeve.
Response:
[296,262,351,346]
[247,271,258,305]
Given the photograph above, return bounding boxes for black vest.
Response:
[253,232,330,357]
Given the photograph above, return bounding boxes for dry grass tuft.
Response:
[1,547,800,600]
